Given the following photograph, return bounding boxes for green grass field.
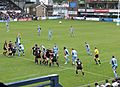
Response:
[0,20,120,87]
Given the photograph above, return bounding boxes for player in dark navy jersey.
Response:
[75,59,84,76]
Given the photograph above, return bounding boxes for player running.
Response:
[71,48,77,65]
[94,47,101,65]
[110,56,118,78]
[85,42,92,55]
[37,25,41,36]
[63,47,70,64]
[75,58,85,76]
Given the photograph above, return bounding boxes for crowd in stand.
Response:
[0,12,9,20]
[0,11,33,20]
[0,0,20,10]
[93,78,120,87]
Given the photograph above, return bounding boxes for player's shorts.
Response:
[52,57,57,62]
[77,66,82,70]
[112,66,117,70]
[42,55,46,59]
[72,56,77,61]
[36,55,41,58]
[95,54,99,58]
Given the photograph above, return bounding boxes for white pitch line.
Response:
[14,56,114,87]
[18,56,112,78]
[6,67,69,83]
[7,74,38,81]
[60,66,112,78]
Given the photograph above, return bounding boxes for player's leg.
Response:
[35,57,38,64]
[97,58,101,64]
[49,58,52,67]
[22,49,25,56]
[72,56,75,65]
[94,55,98,64]
[81,69,85,76]
[113,67,118,78]
[76,67,78,74]
[64,55,68,64]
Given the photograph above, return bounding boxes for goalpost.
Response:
[116,0,120,26]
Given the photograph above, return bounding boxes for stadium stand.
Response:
[0,0,21,10]
[94,78,120,87]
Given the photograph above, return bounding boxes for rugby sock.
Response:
[82,72,84,75]
[98,60,101,64]
[94,59,98,64]
[42,60,45,64]
[66,58,68,63]
[114,71,118,78]
[49,63,51,67]
[56,63,59,67]
[35,59,38,64]
[76,70,78,74]
[40,60,42,65]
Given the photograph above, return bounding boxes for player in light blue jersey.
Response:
[110,56,118,78]
[64,47,70,64]
[16,33,21,56]
[37,25,41,36]
[85,42,92,55]
[71,48,77,65]
[53,44,59,59]
[6,20,9,32]
[48,29,53,40]
[69,26,74,37]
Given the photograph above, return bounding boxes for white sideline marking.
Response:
[60,66,112,78]
[7,74,38,81]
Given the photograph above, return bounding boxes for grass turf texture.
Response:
[0,20,120,87]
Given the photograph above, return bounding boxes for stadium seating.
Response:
[0,0,21,10]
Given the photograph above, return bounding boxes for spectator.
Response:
[105,79,111,87]
[95,82,100,87]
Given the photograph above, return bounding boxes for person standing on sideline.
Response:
[85,42,92,55]
[69,26,74,37]
[63,47,70,64]
[37,25,41,36]
[110,56,118,78]
[94,47,101,65]
[48,29,53,40]
[71,48,77,65]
